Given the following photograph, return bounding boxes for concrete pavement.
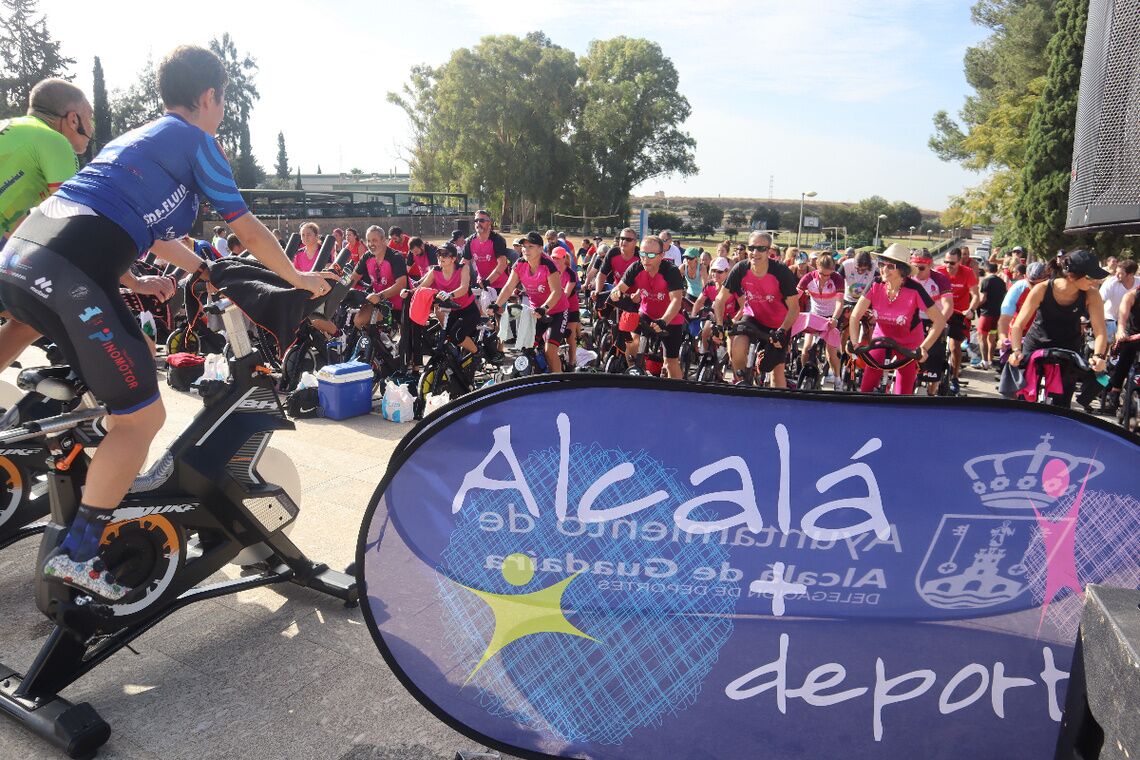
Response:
[0,347,1007,760]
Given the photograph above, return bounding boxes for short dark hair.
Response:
[388,226,402,237]
[985,262,998,274]
[158,46,228,111]
[1121,259,1138,275]
[408,236,424,250]
[226,233,240,250]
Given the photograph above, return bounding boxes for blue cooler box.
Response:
[316,362,373,420]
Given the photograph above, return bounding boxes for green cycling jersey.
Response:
[0,115,78,239]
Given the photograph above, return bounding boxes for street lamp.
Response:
[926,229,932,241]
[796,190,817,248]
[909,226,916,239]
[874,213,888,248]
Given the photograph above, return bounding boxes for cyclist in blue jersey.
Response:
[0,46,332,600]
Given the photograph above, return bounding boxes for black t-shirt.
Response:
[599,248,640,280]
[978,274,1007,317]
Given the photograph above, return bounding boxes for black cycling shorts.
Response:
[921,326,948,376]
[445,301,481,344]
[538,309,571,345]
[947,312,971,342]
[567,309,580,325]
[657,323,684,359]
[0,211,158,414]
[739,316,789,372]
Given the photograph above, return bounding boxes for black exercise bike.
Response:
[0,299,357,758]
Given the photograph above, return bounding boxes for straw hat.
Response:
[876,243,912,266]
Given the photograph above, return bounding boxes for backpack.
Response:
[284,387,321,418]
[166,352,205,391]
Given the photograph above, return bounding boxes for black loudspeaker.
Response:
[1066,0,1140,232]
[1053,585,1140,759]
[457,219,472,237]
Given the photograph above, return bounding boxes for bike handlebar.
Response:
[851,337,922,370]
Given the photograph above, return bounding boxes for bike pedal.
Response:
[51,598,113,640]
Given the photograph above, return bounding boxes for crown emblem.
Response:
[962,434,1103,510]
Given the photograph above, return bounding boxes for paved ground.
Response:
[0,344,1008,760]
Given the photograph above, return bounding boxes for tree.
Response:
[109,55,163,136]
[1008,0,1092,255]
[691,201,723,231]
[930,0,1059,230]
[750,205,782,230]
[0,0,74,117]
[208,34,259,159]
[294,166,302,190]
[389,32,579,225]
[570,37,696,221]
[232,121,264,188]
[90,56,110,154]
[648,210,684,232]
[274,131,289,180]
[725,209,748,228]
[890,201,923,234]
[317,164,322,174]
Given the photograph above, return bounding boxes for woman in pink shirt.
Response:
[847,245,946,395]
[491,231,569,373]
[293,221,320,272]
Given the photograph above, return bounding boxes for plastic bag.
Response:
[380,380,415,423]
[513,305,536,349]
[297,371,319,390]
[423,390,451,416]
[498,309,514,342]
[200,353,230,382]
[478,286,497,313]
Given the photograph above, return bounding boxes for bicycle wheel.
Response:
[603,352,627,375]
[679,340,694,380]
[281,341,319,392]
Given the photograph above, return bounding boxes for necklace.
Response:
[887,286,901,303]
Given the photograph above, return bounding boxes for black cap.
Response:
[450,229,463,240]
[525,231,544,246]
[437,243,458,257]
[1064,250,1109,280]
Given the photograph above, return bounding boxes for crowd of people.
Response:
[0,44,1135,602]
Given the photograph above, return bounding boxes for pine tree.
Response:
[0,0,75,117]
[1008,0,1089,256]
[316,164,322,174]
[275,131,289,180]
[91,56,110,152]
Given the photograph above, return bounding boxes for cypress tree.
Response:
[1008,0,1088,256]
[91,56,110,152]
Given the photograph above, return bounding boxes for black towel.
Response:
[208,258,319,360]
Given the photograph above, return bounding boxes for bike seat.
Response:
[16,366,86,401]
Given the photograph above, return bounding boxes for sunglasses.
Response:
[915,265,928,271]
[879,261,897,270]
[474,218,491,225]
[748,245,770,253]
[620,237,637,243]
[640,251,661,259]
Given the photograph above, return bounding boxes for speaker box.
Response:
[1053,585,1140,759]
[1066,0,1140,232]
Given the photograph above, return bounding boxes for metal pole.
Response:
[796,192,805,248]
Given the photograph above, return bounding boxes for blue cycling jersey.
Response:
[56,113,248,254]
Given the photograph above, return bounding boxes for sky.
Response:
[38,0,992,211]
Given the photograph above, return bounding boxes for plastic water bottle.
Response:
[535,350,548,374]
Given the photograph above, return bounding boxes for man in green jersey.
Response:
[0,78,92,369]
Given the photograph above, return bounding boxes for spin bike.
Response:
[0,300,358,758]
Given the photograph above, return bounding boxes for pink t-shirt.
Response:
[467,235,509,289]
[430,265,475,309]
[724,260,799,329]
[294,245,317,272]
[867,280,935,348]
[559,267,580,311]
[513,256,568,313]
[364,255,407,309]
[621,260,687,324]
[797,270,844,317]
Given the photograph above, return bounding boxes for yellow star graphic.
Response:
[460,552,599,685]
